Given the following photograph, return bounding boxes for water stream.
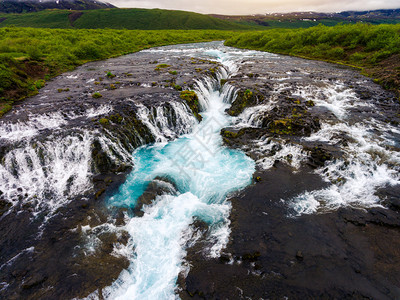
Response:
[101,50,255,299]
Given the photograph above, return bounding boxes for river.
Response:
[0,42,399,299]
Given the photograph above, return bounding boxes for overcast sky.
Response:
[109,0,400,15]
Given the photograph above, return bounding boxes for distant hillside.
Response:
[212,8,400,29]
[0,0,114,13]
[0,8,262,29]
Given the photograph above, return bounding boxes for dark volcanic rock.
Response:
[134,176,178,217]
[181,165,400,299]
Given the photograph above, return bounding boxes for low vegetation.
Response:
[0,27,234,116]
[225,23,400,95]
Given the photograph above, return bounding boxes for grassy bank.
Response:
[0,27,234,116]
[225,23,400,96]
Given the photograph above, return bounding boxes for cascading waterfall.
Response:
[100,52,255,300]
[0,100,198,217]
[135,102,198,143]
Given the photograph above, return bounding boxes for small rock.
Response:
[296,250,303,261]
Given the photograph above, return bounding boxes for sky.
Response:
[109,0,400,15]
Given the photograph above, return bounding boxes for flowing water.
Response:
[100,49,255,300]
[0,42,399,299]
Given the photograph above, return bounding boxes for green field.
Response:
[0,27,235,116]
[0,8,262,30]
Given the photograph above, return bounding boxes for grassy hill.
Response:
[0,8,262,30]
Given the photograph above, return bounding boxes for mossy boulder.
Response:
[180,90,202,121]
[228,89,264,116]
[263,113,320,136]
[220,128,244,139]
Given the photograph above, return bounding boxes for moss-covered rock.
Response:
[228,89,264,116]
[99,118,109,125]
[180,90,202,121]
[263,113,320,136]
[92,92,102,98]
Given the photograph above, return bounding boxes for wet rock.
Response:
[134,177,178,216]
[296,250,304,261]
[22,273,48,289]
[305,145,333,168]
[228,88,264,116]
[0,199,11,217]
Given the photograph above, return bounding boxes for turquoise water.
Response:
[105,48,255,300]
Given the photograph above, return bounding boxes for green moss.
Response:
[242,251,261,262]
[306,100,315,107]
[228,88,262,116]
[220,79,227,86]
[169,70,178,75]
[109,84,117,90]
[180,90,202,121]
[106,71,115,78]
[173,84,182,91]
[99,118,109,125]
[57,88,69,93]
[155,64,170,71]
[92,92,103,98]
[109,113,123,124]
[0,102,12,117]
[221,129,239,138]
[34,79,45,89]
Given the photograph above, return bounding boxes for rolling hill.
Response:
[0,8,262,29]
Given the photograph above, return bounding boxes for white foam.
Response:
[0,132,94,213]
[290,102,400,215]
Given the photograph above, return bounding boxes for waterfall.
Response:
[0,100,198,218]
[100,50,255,300]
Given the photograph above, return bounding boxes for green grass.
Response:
[226,23,400,66]
[0,27,235,114]
[0,8,263,30]
[225,23,400,94]
[0,10,72,28]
